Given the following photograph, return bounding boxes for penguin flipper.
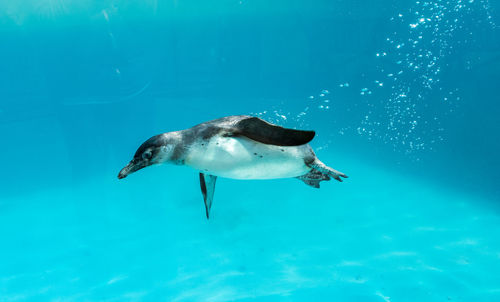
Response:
[199,173,217,219]
[234,117,315,146]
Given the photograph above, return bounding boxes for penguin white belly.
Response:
[184,136,312,179]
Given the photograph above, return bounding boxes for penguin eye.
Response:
[142,150,153,160]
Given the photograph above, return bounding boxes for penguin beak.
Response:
[118,166,129,179]
[118,159,145,179]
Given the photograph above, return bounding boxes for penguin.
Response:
[118,115,347,219]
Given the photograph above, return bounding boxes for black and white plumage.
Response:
[118,115,347,219]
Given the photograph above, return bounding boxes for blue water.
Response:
[1,0,500,301]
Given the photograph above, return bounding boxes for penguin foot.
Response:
[309,160,348,182]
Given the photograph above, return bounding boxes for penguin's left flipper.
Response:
[233,117,315,146]
[199,173,217,219]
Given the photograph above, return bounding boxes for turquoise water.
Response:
[1,0,500,301]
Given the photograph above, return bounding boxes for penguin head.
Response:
[118,132,178,179]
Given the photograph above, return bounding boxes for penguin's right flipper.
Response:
[199,173,217,219]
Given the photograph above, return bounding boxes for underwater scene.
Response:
[1,0,500,301]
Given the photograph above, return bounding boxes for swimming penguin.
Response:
[118,115,347,219]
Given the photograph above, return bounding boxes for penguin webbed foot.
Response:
[309,162,348,183]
